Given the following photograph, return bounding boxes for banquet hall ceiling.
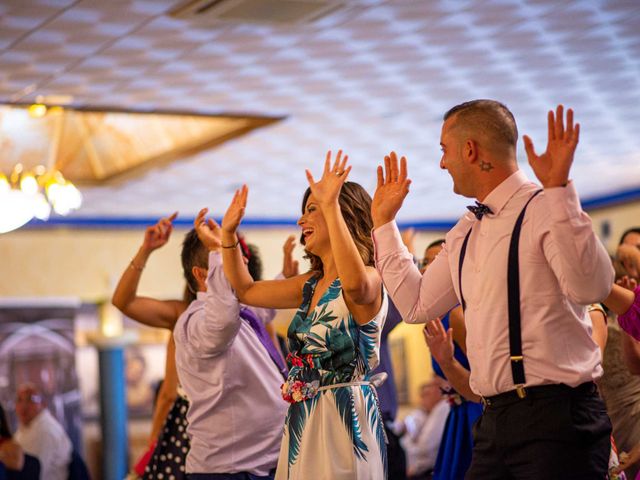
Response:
[1,0,639,224]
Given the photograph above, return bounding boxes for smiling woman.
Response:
[219,151,388,480]
[299,182,375,276]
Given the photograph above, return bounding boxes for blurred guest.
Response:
[0,403,24,474]
[619,227,640,249]
[401,379,450,480]
[112,212,190,479]
[14,384,71,480]
[618,230,640,282]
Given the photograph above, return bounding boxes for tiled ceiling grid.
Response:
[1,0,639,222]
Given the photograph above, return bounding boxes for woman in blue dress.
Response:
[220,151,388,479]
[421,240,482,480]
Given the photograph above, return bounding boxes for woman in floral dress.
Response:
[220,151,388,479]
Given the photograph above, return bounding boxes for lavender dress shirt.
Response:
[174,251,288,475]
[373,171,614,397]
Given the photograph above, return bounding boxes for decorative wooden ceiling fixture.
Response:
[0,104,283,185]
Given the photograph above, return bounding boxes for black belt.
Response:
[481,381,598,409]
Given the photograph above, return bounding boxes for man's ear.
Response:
[192,266,207,291]
[464,139,478,164]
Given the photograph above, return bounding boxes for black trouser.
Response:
[466,382,611,480]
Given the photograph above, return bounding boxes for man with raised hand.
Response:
[371,101,614,478]
[173,209,287,479]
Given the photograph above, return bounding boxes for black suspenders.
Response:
[458,189,543,389]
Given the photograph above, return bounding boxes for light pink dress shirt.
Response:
[174,251,288,475]
[373,171,614,396]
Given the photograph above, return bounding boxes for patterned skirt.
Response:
[143,394,190,480]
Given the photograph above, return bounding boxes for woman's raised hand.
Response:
[305,150,351,208]
[221,185,248,234]
[423,317,455,366]
[143,212,177,252]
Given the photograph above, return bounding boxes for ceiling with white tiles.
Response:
[1,0,640,224]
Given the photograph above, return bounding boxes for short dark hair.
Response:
[426,238,446,250]
[247,243,263,281]
[181,229,209,296]
[619,227,640,245]
[301,182,374,273]
[443,99,518,149]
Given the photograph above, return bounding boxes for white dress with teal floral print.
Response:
[275,276,388,480]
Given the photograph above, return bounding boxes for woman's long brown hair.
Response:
[301,181,374,274]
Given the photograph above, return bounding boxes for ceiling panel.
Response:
[0,0,639,224]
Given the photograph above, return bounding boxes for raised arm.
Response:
[603,283,636,316]
[112,212,186,329]
[524,106,613,303]
[304,151,382,324]
[282,234,300,278]
[219,186,311,309]
[176,210,242,356]
[372,153,459,323]
[423,317,480,402]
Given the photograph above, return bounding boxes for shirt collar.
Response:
[480,170,529,217]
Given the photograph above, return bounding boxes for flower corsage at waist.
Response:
[281,379,320,403]
[281,353,320,403]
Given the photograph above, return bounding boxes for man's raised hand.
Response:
[523,105,580,188]
[195,208,222,252]
[221,185,248,235]
[371,152,411,229]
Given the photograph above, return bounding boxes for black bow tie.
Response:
[467,201,493,220]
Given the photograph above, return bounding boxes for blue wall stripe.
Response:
[20,185,640,232]
[581,186,640,210]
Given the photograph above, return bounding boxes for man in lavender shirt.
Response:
[371,101,614,478]
[173,210,288,480]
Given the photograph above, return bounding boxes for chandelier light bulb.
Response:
[20,173,39,195]
[0,190,35,233]
[0,174,8,194]
[1,166,82,234]
[28,103,48,118]
[65,181,83,210]
[33,193,52,220]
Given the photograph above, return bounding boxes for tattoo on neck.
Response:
[479,161,494,172]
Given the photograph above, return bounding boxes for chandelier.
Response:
[0,164,82,233]
[0,104,82,234]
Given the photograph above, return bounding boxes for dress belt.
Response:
[318,380,371,392]
[317,372,388,392]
